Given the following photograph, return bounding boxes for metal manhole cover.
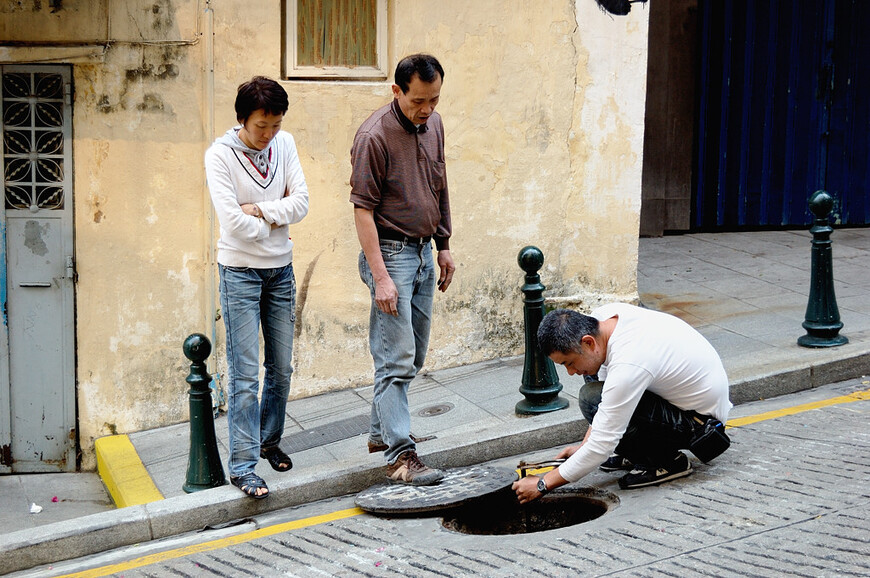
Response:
[417,402,454,417]
[354,465,518,514]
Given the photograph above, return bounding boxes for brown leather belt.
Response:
[377,227,432,245]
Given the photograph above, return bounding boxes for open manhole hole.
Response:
[440,486,618,535]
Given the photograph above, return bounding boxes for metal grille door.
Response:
[0,65,76,472]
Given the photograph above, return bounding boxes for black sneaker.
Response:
[618,452,692,489]
[599,454,633,472]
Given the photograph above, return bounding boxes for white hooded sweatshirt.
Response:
[205,127,309,268]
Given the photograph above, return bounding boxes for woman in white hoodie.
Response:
[205,76,309,498]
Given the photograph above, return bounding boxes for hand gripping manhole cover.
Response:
[354,465,519,514]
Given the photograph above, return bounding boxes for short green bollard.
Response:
[515,246,569,415]
[182,333,227,493]
[798,191,848,348]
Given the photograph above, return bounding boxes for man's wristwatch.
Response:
[252,205,261,218]
[536,476,549,495]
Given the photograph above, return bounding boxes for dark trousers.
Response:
[578,381,707,468]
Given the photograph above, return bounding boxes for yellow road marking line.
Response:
[726,389,870,429]
[55,507,364,578]
[64,388,870,577]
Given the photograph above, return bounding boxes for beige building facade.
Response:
[0,0,648,471]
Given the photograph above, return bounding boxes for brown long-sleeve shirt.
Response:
[350,99,451,250]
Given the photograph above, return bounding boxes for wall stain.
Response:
[295,250,322,339]
[5,0,63,13]
[24,221,49,256]
[96,95,116,114]
[97,45,181,114]
[136,93,166,112]
[149,0,176,33]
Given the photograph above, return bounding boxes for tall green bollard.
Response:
[182,333,227,493]
[798,191,848,348]
[515,246,569,415]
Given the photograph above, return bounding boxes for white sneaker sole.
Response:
[619,466,693,489]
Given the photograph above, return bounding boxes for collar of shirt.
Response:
[391,99,428,134]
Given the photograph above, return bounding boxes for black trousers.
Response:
[578,381,708,468]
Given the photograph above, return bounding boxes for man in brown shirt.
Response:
[351,54,455,485]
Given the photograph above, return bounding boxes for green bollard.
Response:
[797,191,848,348]
[182,333,227,493]
[515,246,569,415]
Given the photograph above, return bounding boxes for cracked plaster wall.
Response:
[2,0,648,469]
[279,0,649,398]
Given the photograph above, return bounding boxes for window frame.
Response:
[285,0,388,80]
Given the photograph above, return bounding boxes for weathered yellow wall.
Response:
[274,0,650,396]
[1,0,648,468]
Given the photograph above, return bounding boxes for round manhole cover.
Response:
[355,465,519,514]
[417,403,454,417]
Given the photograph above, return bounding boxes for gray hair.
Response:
[537,308,600,355]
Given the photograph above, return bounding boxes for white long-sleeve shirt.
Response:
[558,303,731,483]
[205,128,309,268]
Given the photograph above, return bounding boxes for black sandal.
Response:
[230,472,269,499]
[260,446,293,472]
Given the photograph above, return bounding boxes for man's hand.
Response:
[512,475,544,504]
[374,274,399,316]
[353,208,398,314]
[556,445,581,460]
[436,249,455,292]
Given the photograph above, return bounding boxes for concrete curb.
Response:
[728,350,870,404]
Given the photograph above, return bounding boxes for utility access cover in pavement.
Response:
[354,465,519,514]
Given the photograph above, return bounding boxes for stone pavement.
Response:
[1,229,868,574]
[11,377,870,577]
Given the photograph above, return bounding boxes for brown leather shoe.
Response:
[385,450,444,485]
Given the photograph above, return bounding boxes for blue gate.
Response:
[695,0,869,229]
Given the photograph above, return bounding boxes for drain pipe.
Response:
[203,0,218,370]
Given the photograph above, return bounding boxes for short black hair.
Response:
[537,309,600,356]
[394,54,444,93]
[235,76,289,123]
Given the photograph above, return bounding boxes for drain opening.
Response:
[441,487,617,535]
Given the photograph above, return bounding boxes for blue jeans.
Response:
[219,263,296,478]
[359,241,435,464]
[578,381,707,468]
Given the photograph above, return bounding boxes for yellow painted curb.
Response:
[95,434,164,508]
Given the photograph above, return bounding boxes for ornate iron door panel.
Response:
[1,65,76,472]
